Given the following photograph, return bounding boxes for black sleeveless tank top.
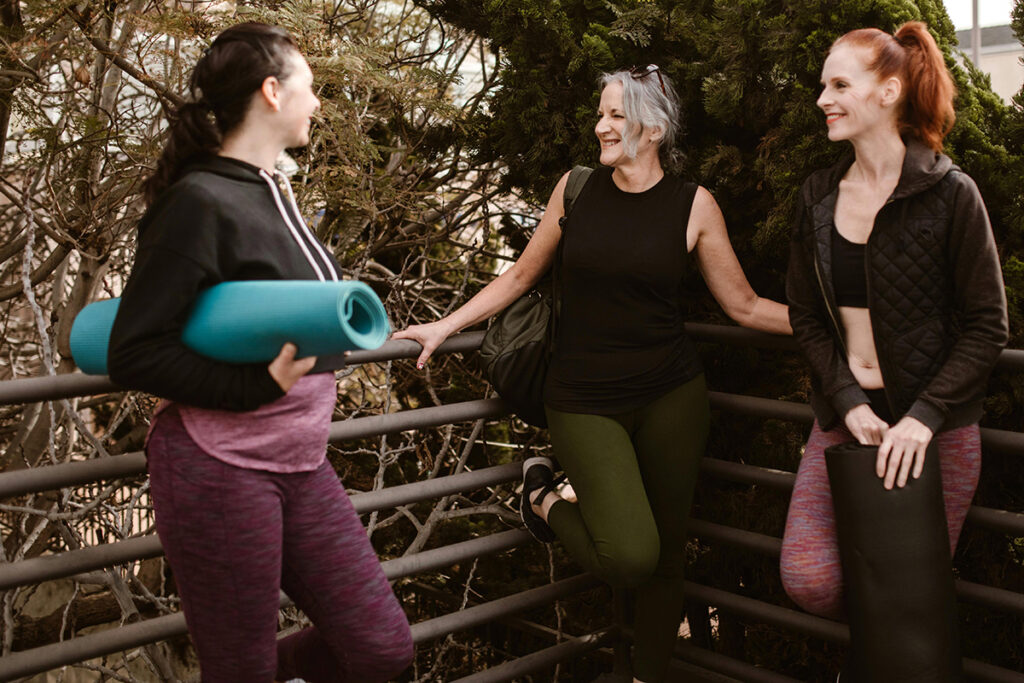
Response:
[543,167,703,414]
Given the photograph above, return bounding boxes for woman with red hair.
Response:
[782,22,1007,679]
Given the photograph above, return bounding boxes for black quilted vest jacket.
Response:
[787,138,1008,433]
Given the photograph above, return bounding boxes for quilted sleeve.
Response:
[904,172,1009,432]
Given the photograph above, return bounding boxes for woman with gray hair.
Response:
[395,65,789,681]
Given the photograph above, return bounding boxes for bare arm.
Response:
[393,171,571,367]
[688,187,791,335]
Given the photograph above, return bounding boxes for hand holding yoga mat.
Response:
[825,441,962,682]
[70,280,390,375]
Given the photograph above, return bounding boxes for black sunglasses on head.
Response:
[629,64,666,96]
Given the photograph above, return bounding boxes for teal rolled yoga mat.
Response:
[70,280,390,375]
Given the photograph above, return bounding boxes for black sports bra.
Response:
[831,225,868,308]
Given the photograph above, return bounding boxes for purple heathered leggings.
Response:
[146,408,413,683]
[780,420,981,619]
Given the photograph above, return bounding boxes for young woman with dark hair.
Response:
[396,66,790,682]
[108,23,413,682]
[782,21,1008,678]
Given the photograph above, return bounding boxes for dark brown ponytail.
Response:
[143,23,299,205]
[832,22,955,152]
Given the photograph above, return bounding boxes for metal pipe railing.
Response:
[2,324,1020,408]
[6,448,1021,595]
[681,581,1024,683]
[0,333,486,407]
[450,627,618,683]
[698,456,1024,537]
[0,397,506,499]
[2,323,1021,680]
[3,391,1021,501]
[687,519,1024,616]
[0,529,533,681]
[409,574,601,644]
[0,463,522,591]
[671,640,802,683]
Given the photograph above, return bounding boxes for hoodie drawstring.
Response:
[258,169,338,282]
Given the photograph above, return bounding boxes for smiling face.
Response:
[275,50,320,148]
[594,81,661,167]
[595,81,629,166]
[817,44,900,143]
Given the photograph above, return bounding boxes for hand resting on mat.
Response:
[269,342,317,392]
[876,416,933,490]
[842,403,888,446]
[843,404,933,489]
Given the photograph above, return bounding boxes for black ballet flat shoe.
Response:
[520,456,566,543]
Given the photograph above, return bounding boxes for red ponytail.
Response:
[833,22,955,151]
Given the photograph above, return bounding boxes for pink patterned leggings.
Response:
[147,407,414,682]
[780,421,981,619]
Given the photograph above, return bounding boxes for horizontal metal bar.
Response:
[708,392,1024,457]
[328,398,506,442]
[699,457,1024,536]
[0,332,487,407]
[708,391,813,423]
[0,373,118,407]
[0,453,148,501]
[410,574,601,644]
[690,519,1024,616]
[0,463,523,591]
[685,322,800,352]
[689,519,782,556]
[0,608,188,682]
[699,456,795,491]
[954,579,1024,616]
[380,529,529,581]
[996,347,1024,371]
[682,582,1024,683]
[671,640,801,683]
[0,528,533,681]
[351,462,520,515]
[978,426,1024,456]
[9,391,1021,502]
[346,330,486,365]
[450,627,618,683]
[685,323,1024,373]
[0,536,164,592]
[965,505,1024,536]
[0,398,508,500]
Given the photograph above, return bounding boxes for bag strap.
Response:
[560,165,593,228]
[549,165,592,355]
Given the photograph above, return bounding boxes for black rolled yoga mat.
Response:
[824,441,962,682]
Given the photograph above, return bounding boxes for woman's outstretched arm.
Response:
[393,171,570,368]
[688,187,792,335]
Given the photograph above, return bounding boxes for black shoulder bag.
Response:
[479,165,593,427]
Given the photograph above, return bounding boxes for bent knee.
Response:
[351,626,414,682]
[595,541,660,588]
[780,555,843,619]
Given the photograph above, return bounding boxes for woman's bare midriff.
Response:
[839,305,884,389]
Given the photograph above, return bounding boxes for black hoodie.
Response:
[108,156,341,411]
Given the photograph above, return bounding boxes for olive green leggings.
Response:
[545,374,710,683]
